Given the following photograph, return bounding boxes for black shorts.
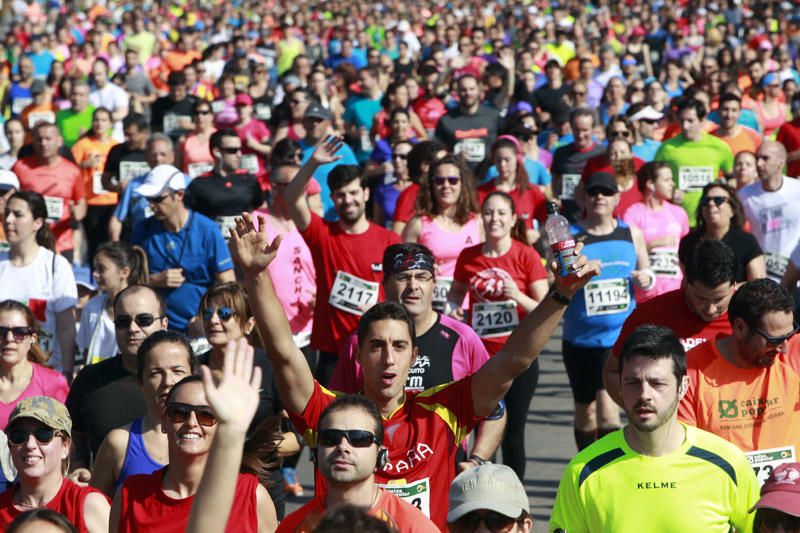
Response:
[562,340,611,405]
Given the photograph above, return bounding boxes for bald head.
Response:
[756,141,787,181]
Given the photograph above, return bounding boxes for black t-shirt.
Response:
[534,83,570,117]
[434,104,500,168]
[551,142,605,223]
[679,228,764,283]
[184,170,264,220]
[65,355,147,456]
[103,143,149,184]
[405,314,458,392]
[150,95,198,137]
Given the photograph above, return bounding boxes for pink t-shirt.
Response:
[180,133,215,175]
[418,216,480,278]
[0,363,69,429]
[623,201,690,302]
[236,119,271,177]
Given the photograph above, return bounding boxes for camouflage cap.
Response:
[8,396,72,437]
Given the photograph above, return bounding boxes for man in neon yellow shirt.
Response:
[655,98,734,227]
[550,325,758,533]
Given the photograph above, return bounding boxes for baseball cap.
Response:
[629,105,664,122]
[233,48,248,58]
[448,464,529,522]
[8,396,72,437]
[508,101,534,115]
[72,264,96,291]
[752,462,800,516]
[0,170,20,193]
[282,74,301,87]
[586,172,618,194]
[304,102,333,121]
[135,165,187,198]
[234,93,253,107]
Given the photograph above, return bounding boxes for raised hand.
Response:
[229,213,282,275]
[200,338,262,434]
[550,241,602,297]
[310,136,346,166]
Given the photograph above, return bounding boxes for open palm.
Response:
[310,136,346,166]
[229,213,282,275]
[201,338,262,433]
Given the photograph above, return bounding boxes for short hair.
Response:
[676,98,707,120]
[569,107,596,128]
[328,164,366,191]
[146,133,174,153]
[407,140,446,183]
[123,112,149,132]
[357,301,416,349]
[168,71,186,87]
[728,278,794,329]
[113,284,167,317]
[136,330,195,382]
[618,325,687,386]
[71,78,90,92]
[7,509,78,533]
[318,395,384,445]
[165,374,203,406]
[717,92,741,108]
[684,240,737,288]
[209,128,239,151]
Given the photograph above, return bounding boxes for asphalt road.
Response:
[285,323,576,533]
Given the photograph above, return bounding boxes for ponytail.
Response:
[7,191,56,251]
[0,300,48,365]
[95,242,150,287]
[130,245,149,285]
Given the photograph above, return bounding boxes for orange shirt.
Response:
[71,135,119,206]
[20,103,58,133]
[679,337,800,457]
[712,125,763,156]
[164,50,201,73]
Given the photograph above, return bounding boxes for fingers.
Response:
[268,233,284,254]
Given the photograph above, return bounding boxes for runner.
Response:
[390,140,447,235]
[711,93,763,156]
[178,101,216,178]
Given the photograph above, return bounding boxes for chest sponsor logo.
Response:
[679,337,708,351]
[636,481,677,489]
[454,128,489,139]
[406,355,431,392]
[759,205,792,235]
[383,442,434,474]
[371,263,383,272]
[469,267,514,302]
[717,396,784,428]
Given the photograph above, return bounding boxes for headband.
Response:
[385,250,435,277]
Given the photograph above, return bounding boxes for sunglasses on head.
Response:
[434,175,461,186]
[700,196,729,207]
[452,510,519,532]
[751,321,799,346]
[7,427,61,446]
[114,314,162,329]
[201,306,235,321]
[318,429,379,448]
[166,403,217,427]
[0,326,34,342]
[220,147,242,154]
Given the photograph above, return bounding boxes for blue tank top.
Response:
[563,222,638,348]
[7,83,32,118]
[113,417,164,492]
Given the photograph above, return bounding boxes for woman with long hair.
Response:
[754,72,790,138]
[371,81,426,141]
[0,119,25,170]
[180,100,216,178]
[599,76,629,126]
[271,88,310,144]
[0,192,76,375]
[373,140,414,228]
[366,108,416,178]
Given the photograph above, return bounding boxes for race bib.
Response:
[44,196,64,221]
[560,174,581,200]
[471,301,519,338]
[678,166,714,191]
[27,111,55,129]
[329,271,379,315]
[211,100,225,114]
[584,278,630,317]
[240,154,259,174]
[92,172,107,195]
[431,277,453,312]
[255,103,272,121]
[747,446,796,486]
[216,216,238,239]
[11,97,32,115]
[359,131,373,152]
[765,252,789,279]
[380,478,431,518]
[453,138,485,162]
[163,114,190,135]
[188,162,213,178]
[119,161,150,186]
[649,250,680,277]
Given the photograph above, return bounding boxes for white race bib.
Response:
[188,162,213,178]
[119,161,150,186]
[92,171,107,195]
[379,478,431,518]
[471,301,519,338]
[584,278,630,317]
[431,277,453,312]
[44,196,64,221]
[27,111,55,129]
[163,114,191,135]
[649,250,680,277]
[560,174,581,200]
[329,271,379,315]
[360,131,373,152]
[211,100,225,114]
[216,216,238,239]
[453,138,485,162]
[746,446,796,487]
[255,103,272,121]
[240,154,259,174]
[11,97,32,115]
[678,166,714,191]
[292,330,311,349]
[765,252,789,279]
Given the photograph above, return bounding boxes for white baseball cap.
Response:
[0,170,20,193]
[135,165,187,198]
[447,464,529,523]
[630,105,664,122]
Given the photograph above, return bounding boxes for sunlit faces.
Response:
[357,319,416,403]
[146,139,175,167]
[389,112,411,141]
[3,197,43,245]
[481,194,517,241]
[756,145,785,181]
[385,269,434,318]
[147,189,183,221]
[685,281,735,323]
[620,356,682,433]
[493,147,517,181]
[719,100,741,130]
[32,125,62,159]
[678,108,702,140]
[163,380,216,456]
[8,419,69,480]
[699,186,732,227]
[432,162,462,208]
[650,166,674,201]
[571,115,594,150]
[735,311,796,368]
[141,341,192,411]
[114,288,167,358]
[317,407,381,484]
[92,251,130,294]
[457,77,481,109]
[92,110,113,137]
[201,296,247,347]
[331,179,368,224]
[0,309,36,366]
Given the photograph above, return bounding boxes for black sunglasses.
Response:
[587,187,616,197]
[195,109,212,115]
[318,429,379,448]
[0,326,35,342]
[609,130,632,138]
[220,147,242,154]
[700,196,729,207]
[453,510,518,532]
[201,306,235,321]
[393,153,409,160]
[166,403,217,427]
[751,321,800,346]
[147,193,171,205]
[434,176,460,186]
[114,314,162,329]
[8,427,61,446]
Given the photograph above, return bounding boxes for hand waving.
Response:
[229,213,282,276]
[310,136,346,166]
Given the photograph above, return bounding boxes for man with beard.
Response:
[678,279,800,485]
[551,325,758,532]
[285,137,401,384]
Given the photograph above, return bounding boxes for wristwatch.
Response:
[549,287,573,305]
[468,454,489,465]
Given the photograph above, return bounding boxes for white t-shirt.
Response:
[89,82,129,142]
[76,293,117,365]
[739,177,800,281]
[0,247,77,370]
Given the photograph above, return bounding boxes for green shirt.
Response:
[55,105,96,148]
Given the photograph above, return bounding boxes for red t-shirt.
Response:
[453,240,548,355]
[301,214,401,353]
[13,155,84,253]
[392,183,420,224]
[580,154,645,183]
[611,288,732,357]
[116,468,259,533]
[777,120,800,178]
[0,479,107,533]
[476,183,547,230]
[277,489,438,532]
[288,377,480,530]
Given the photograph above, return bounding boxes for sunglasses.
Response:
[609,130,632,138]
[195,109,212,115]
[641,118,660,125]
[166,403,217,427]
[0,326,34,342]
[587,187,616,197]
[201,306,235,321]
[452,510,519,532]
[393,153,409,160]
[114,314,162,329]
[751,321,800,346]
[572,91,586,96]
[318,429,379,448]
[147,193,171,205]
[434,176,461,186]
[700,196,729,207]
[290,99,306,105]
[220,147,242,154]
[758,509,800,531]
[7,427,61,446]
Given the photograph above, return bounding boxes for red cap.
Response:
[234,93,253,107]
[752,462,800,517]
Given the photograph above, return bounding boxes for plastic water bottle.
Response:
[545,202,576,277]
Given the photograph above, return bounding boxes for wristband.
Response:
[468,454,489,465]
[549,288,572,306]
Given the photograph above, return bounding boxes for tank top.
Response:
[114,417,164,493]
[418,216,480,278]
[0,478,107,533]
[753,100,787,138]
[563,222,638,349]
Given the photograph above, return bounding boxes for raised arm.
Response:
[284,136,345,232]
